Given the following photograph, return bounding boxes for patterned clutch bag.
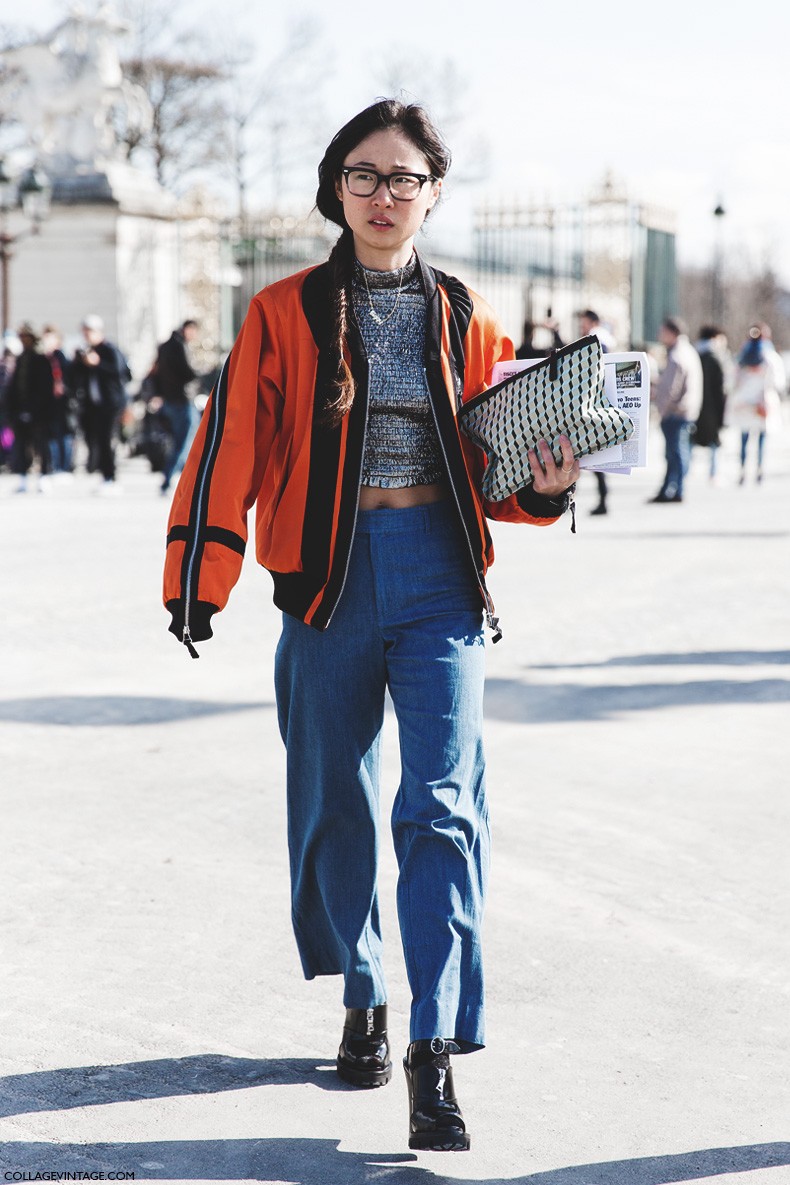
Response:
[458,335,634,501]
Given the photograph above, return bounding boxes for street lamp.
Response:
[18,165,52,226]
[0,158,52,334]
[712,200,726,326]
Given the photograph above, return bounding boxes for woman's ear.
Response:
[335,176,343,203]
[424,177,442,218]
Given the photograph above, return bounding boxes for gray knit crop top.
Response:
[353,256,445,488]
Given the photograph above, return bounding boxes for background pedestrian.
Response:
[156,319,200,494]
[71,314,131,493]
[5,323,54,493]
[649,316,703,504]
[694,325,730,483]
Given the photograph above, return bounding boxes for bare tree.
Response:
[114,0,227,190]
[0,24,35,152]
[121,54,224,187]
[679,253,790,352]
[373,49,491,185]
[216,16,333,222]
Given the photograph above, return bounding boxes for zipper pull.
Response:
[486,612,503,643]
[182,626,200,659]
[569,491,577,534]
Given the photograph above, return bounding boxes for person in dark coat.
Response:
[6,323,55,493]
[0,345,18,469]
[42,325,78,476]
[694,325,730,482]
[156,319,199,494]
[577,310,614,516]
[71,314,131,491]
[515,316,564,360]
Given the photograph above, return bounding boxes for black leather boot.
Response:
[403,1038,470,1151]
[336,1005,392,1087]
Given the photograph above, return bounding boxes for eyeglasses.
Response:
[341,167,436,201]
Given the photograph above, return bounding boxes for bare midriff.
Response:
[359,480,449,510]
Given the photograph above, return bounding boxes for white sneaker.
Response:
[94,479,122,496]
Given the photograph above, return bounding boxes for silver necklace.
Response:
[361,261,407,327]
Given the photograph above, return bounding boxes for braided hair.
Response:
[315,100,451,426]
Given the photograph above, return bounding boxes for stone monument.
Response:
[0,5,222,377]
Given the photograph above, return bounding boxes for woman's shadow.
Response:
[0,1055,788,1184]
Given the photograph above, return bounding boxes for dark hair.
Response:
[662,316,687,337]
[315,99,451,426]
[182,319,199,331]
[579,309,600,324]
[698,325,723,340]
[739,337,765,367]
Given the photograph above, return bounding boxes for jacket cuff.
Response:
[166,598,218,644]
[516,482,576,519]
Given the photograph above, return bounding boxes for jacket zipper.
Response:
[323,374,370,629]
[181,356,228,658]
[425,367,503,643]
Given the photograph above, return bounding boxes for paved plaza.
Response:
[0,423,789,1184]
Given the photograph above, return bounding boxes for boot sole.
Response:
[408,1131,471,1151]
[336,1058,392,1088]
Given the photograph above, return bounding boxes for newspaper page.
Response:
[579,352,650,474]
[489,350,650,474]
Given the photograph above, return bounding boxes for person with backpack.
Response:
[162,99,578,1151]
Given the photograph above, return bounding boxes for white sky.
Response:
[10,0,790,281]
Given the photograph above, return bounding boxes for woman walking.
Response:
[163,99,578,1150]
[731,331,783,484]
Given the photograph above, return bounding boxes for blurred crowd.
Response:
[2,306,787,506]
[646,316,786,506]
[0,315,210,496]
[518,310,788,515]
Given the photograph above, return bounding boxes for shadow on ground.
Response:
[0,696,272,726]
[0,1055,348,1117]
[0,1060,788,1182]
[531,649,790,671]
[483,676,790,723]
[0,1137,787,1184]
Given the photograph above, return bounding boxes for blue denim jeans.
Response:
[740,430,766,470]
[274,500,488,1049]
[660,415,693,498]
[162,400,198,486]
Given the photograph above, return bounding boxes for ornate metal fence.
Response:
[472,180,677,347]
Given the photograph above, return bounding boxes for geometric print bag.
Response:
[458,335,634,501]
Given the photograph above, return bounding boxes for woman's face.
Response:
[336,127,441,269]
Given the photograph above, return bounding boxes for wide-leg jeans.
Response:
[274,500,488,1049]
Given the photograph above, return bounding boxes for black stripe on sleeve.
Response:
[168,524,246,557]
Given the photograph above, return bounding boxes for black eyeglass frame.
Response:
[340,167,437,201]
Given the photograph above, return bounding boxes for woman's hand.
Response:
[527,434,580,496]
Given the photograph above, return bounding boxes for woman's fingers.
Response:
[527,435,579,495]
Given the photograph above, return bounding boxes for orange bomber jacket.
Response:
[163,254,569,655]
